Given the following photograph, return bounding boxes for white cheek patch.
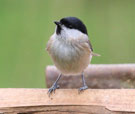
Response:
[60,26,84,39]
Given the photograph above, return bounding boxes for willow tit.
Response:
[46,17,100,95]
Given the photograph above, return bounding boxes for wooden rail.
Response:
[0,64,135,113]
[0,89,135,114]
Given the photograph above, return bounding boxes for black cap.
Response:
[60,17,88,35]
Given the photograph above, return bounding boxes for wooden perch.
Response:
[1,64,135,113]
[0,89,135,114]
[46,64,135,89]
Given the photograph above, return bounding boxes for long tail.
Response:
[92,52,101,56]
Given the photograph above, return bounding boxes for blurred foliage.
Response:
[0,0,135,88]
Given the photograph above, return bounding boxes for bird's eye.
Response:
[69,25,73,28]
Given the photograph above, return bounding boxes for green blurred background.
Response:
[0,0,135,88]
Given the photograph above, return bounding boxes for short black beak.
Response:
[54,21,61,26]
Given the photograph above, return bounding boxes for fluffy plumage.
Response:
[46,17,100,76]
[47,25,92,75]
[47,17,100,95]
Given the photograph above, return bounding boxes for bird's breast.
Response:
[51,39,81,61]
[49,38,91,75]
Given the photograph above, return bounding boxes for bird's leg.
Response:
[48,73,62,96]
[79,72,88,92]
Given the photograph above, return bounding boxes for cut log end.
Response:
[46,64,135,89]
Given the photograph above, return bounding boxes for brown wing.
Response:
[88,40,100,56]
[86,37,100,56]
[76,35,93,52]
[87,40,93,51]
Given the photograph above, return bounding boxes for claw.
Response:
[48,84,60,97]
[78,85,88,93]
[48,74,62,97]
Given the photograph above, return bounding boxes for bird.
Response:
[46,17,100,96]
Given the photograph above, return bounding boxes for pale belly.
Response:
[49,40,91,75]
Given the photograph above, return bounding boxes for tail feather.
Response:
[92,52,101,56]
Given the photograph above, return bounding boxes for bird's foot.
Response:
[78,85,88,93]
[48,84,60,96]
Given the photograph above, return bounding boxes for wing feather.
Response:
[78,35,100,56]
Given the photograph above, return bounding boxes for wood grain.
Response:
[46,64,135,89]
[0,89,135,113]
